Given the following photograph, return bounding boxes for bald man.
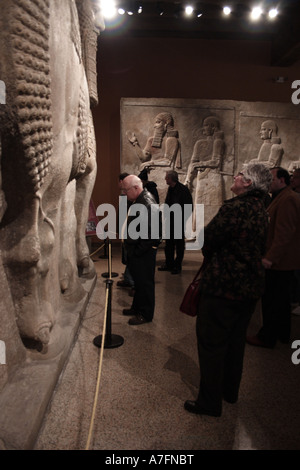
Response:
[121,175,161,325]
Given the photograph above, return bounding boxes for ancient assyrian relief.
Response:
[0,0,103,353]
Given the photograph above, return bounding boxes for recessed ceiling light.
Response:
[101,0,117,19]
[268,8,278,19]
[251,6,263,20]
[185,5,194,16]
[223,6,231,16]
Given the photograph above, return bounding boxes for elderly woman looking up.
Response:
[184,162,272,417]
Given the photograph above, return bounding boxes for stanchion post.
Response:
[94,239,124,349]
[101,237,118,278]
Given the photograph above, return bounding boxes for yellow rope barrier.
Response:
[89,242,105,258]
[85,275,109,450]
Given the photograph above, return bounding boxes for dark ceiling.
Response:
[102,0,300,66]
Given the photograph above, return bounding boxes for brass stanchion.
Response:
[101,238,118,278]
[94,238,124,349]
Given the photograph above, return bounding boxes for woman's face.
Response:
[231,172,251,195]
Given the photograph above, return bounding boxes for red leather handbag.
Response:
[179,267,202,317]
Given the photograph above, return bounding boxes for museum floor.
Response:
[33,242,300,451]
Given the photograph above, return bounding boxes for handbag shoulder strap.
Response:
[192,260,206,282]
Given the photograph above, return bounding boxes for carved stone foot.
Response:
[34,322,52,345]
[78,255,95,278]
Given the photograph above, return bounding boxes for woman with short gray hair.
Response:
[184,162,272,417]
[240,162,273,193]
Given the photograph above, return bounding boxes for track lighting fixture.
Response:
[100,1,280,24]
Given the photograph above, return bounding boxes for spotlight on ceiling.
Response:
[223,6,231,16]
[250,6,263,20]
[185,5,194,16]
[268,8,278,19]
[118,6,126,15]
[126,0,134,15]
[101,0,117,19]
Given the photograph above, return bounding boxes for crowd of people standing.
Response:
[115,163,300,417]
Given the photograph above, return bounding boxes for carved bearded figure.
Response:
[127,112,182,170]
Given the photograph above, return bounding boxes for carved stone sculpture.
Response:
[0,142,6,222]
[249,120,284,168]
[0,0,103,350]
[127,112,182,171]
[184,116,226,228]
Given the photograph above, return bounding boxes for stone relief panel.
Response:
[121,99,235,226]
[238,113,300,171]
[121,98,300,227]
[0,0,103,372]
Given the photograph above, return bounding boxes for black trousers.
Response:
[164,237,185,270]
[196,294,256,413]
[258,269,293,347]
[127,248,157,322]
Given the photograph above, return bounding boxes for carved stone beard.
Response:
[152,127,165,148]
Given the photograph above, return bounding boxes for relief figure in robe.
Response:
[185,116,225,228]
[249,120,283,168]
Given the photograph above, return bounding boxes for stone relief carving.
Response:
[0,140,25,391]
[127,112,182,171]
[238,112,300,173]
[184,116,226,228]
[121,99,300,228]
[0,0,103,351]
[123,104,234,223]
[0,141,6,222]
[249,120,284,168]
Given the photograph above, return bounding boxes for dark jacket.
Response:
[165,181,193,208]
[265,186,300,270]
[199,189,269,301]
[124,189,161,259]
[145,181,159,204]
[164,181,193,236]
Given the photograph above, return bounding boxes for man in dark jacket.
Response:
[247,167,300,347]
[121,175,161,325]
[158,170,193,274]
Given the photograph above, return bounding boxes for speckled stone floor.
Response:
[33,242,300,451]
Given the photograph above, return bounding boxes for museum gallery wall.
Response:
[121,97,300,226]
